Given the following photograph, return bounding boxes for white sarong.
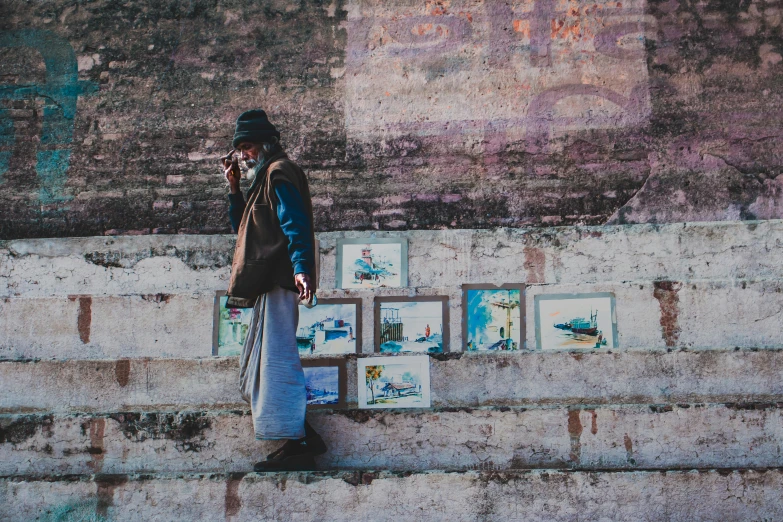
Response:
[239,286,306,440]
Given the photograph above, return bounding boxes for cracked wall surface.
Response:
[2,470,783,521]
[2,0,783,238]
[2,222,783,358]
[1,404,782,474]
[4,350,783,413]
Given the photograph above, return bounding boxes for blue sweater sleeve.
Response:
[228,192,246,233]
[273,181,314,276]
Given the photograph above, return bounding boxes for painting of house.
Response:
[297,300,360,355]
[358,355,431,409]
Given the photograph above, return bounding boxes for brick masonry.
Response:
[1,0,783,238]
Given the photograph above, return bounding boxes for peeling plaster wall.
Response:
[1,222,783,518]
[3,221,783,358]
[2,470,783,522]
[1,405,783,474]
[1,0,783,238]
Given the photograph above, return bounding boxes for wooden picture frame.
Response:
[301,358,348,410]
[336,237,408,289]
[462,283,526,352]
[374,296,450,353]
[298,297,362,356]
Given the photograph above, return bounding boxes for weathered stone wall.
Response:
[2,0,783,239]
[1,222,782,519]
[4,470,783,522]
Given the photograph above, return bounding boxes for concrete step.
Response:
[2,404,782,475]
[2,351,782,413]
[4,222,783,298]
[3,279,783,359]
[1,469,781,521]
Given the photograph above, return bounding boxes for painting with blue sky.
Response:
[297,303,358,355]
[359,355,431,409]
[340,242,403,289]
[465,289,521,351]
[303,366,340,406]
[379,300,443,353]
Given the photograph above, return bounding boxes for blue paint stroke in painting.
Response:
[0,29,98,202]
[466,289,521,351]
[304,366,339,405]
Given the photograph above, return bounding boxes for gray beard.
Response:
[245,162,261,182]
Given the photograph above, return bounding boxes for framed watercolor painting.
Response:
[297,298,361,356]
[462,284,525,352]
[336,238,408,289]
[374,296,449,354]
[212,290,254,356]
[534,293,618,351]
[302,358,347,410]
[358,355,431,409]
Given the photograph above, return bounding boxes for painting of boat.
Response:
[554,310,599,336]
[535,293,618,350]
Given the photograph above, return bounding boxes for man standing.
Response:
[222,109,326,471]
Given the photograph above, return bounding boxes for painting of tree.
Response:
[365,365,384,405]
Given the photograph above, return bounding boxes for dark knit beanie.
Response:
[232,109,280,148]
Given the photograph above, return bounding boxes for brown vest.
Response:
[226,153,316,308]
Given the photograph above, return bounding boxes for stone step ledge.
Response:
[2,404,782,476]
[3,278,783,359]
[2,350,782,413]
[4,221,783,298]
[1,469,782,522]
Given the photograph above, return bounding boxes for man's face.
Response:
[237,142,262,168]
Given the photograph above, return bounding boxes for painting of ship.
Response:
[535,293,617,351]
[554,310,599,336]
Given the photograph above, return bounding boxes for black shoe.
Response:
[301,421,328,456]
[254,428,327,472]
[253,453,316,472]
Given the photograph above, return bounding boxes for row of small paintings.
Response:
[301,356,431,410]
[213,288,619,356]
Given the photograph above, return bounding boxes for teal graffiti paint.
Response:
[0,29,98,202]
[0,109,12,179]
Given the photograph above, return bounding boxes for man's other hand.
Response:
[295,273,313,304]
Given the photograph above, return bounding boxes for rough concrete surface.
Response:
[2,470,782,522]
[1,404,782,475]
[2,350,783,413]
[3,222,783,358]
[3,221,783,297]
[3,278,783,358]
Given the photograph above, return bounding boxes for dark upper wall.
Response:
[0,0,782,239]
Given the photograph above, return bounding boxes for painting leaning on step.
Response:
[359,355,431,409]
[465,286,524,352]
[534,293,618,351]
